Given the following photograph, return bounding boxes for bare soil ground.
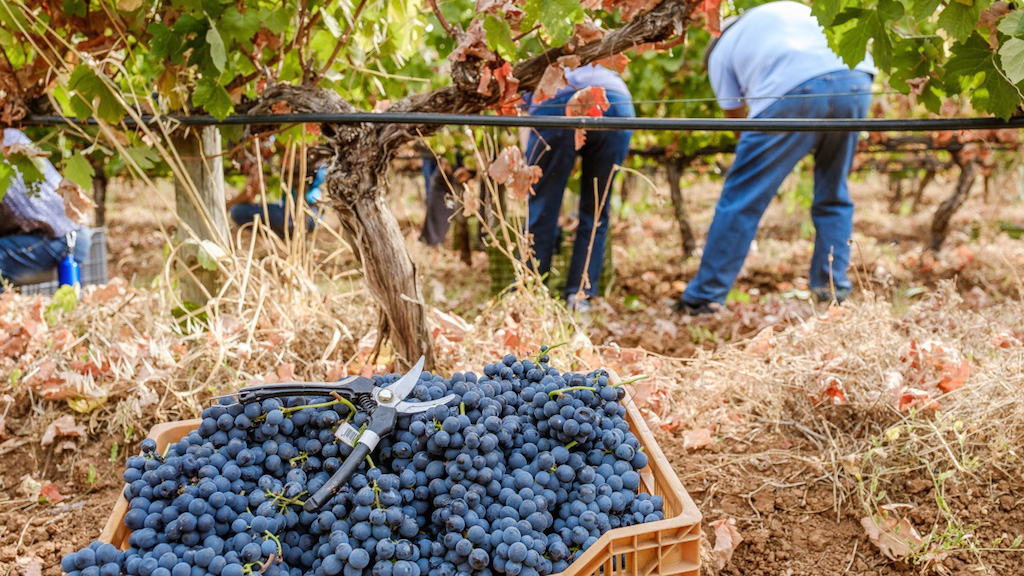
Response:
[2,164,1023,576]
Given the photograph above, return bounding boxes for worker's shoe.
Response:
[566,294,592,313]
[672,299,719,316]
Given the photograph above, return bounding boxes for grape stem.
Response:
[329,392,359,421]
[535,341,569,362]
[283,399,342,416]
[459,402,466,416]
[263,530,283,557]
[613,374,649,388]
[548,386,597,399]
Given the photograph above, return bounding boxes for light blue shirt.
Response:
[708,1,876,118]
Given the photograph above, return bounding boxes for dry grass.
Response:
[656,282,1024,562]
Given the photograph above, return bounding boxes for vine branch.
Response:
[315,0,370,83]
[426,0,456,39]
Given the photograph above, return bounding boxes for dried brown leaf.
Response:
[449,19,495,63]
[711,518,743,570]
[15,556,43,576]
[861,514,923,560]
[488,146,541,201]
[682,428,714,450]
[57,178,96,226]
[41,414,86,446]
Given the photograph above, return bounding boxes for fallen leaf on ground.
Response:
[711,518,743,570]
[83,278,128,304]
[861,514,924,560]
[15,555,43,576]
[276,363,296,382]
[39,482,65,503]
[431,308,471,342]
[20,475,42,499]
[682,428,714,450]
[745,326,775,355]
[41,414,86,446]
[814,376,847,405]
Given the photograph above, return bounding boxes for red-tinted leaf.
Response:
[700,0,723,36]
[533,64,567,104]
[39,482,65,503]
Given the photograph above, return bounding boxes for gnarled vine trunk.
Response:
[251,0,697,369]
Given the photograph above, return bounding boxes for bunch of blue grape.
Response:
[63,353,664,576]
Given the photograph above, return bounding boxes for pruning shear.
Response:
[231,357,455,511]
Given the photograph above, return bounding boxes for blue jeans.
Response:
[683,70,873,305]
[0,229,92,288]
[526,90,634,299]
[230,202,318,237]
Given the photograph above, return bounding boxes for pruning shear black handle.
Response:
[233,375,375,405]
[303,405,398,511]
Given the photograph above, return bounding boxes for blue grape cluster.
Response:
[63,353,664,576]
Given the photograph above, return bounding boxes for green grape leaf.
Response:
[997,10,1024,38]
[829,0,902,71]
[148,22,178,61]
[0,151,46,198]
[67,66,124,123]
[0,164,12,201]
[64,153,95,188]
[219,6,261,45]
[523,0,583,46]
[483,15,517,61]
[911,0,943,21]
[945,33,1019,119]
[918,80,945,115]
[999,38,1024,84]
[206,22,227,72]
[196,240,226,271]
[201,0,232,20]
[125,146,161,171]
[811,0,858,28]
[260,7,292,35]
[945,32,997,92]
[938,1,986,42]
[63,0,86,17]
[193,75,234,120]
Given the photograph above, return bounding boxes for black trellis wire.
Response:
[18,112,1024,132]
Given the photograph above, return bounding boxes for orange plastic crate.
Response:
[101,397,702,576]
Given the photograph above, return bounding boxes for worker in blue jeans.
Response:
[0,127,91,289]
[525,64,634,311]
[678,1,874,314]
[230,164,326,237]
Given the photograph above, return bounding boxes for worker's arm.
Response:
[723,105,748,138]
[226,162,261,208]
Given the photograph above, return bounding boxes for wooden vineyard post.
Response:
[169,126,229,305]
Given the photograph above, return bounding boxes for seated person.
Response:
[229,161,326,236]
[420,154,473,247]
[1,127,91,290]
